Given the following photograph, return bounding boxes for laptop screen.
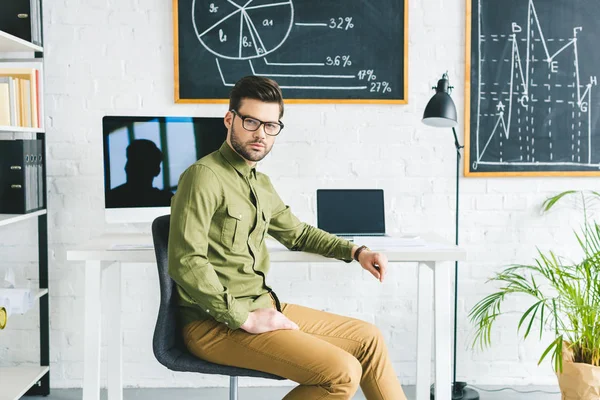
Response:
[316,189,385,235]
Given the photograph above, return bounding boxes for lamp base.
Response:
[430,382,480,400]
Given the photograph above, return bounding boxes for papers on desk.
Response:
[355,236,427,248]
[108,243,154,251]
[266,236,429,250]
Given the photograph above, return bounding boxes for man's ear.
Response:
[224,110,233,130]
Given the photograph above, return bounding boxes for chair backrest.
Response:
[150,214,287,380]
[151,214,187,369]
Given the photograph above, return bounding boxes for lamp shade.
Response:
[422,75,458,128]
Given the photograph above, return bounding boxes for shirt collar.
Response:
[219,141,256,178]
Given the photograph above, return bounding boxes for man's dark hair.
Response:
[229,76,284,118]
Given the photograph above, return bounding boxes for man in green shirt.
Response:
[168,76,406,400]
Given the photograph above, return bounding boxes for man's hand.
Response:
[358,250,388,282]
[240,308,299,334]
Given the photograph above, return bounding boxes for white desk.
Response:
[66,233,466,400]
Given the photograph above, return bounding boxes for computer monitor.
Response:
[102,116,227,223]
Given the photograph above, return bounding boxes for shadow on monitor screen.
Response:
[102,116,227,223]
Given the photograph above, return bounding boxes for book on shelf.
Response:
[0,68,40,128]
[0,0,43,46]
[0,139,44,214]
[0,60,44,129]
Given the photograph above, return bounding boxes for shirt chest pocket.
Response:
[221,205,248,251]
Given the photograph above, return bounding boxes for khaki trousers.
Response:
[183,302,407,400]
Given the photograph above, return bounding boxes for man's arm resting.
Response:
[265,176,359,263]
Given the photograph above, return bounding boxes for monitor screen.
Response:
[102,116,227,223]
[316,189,386,235]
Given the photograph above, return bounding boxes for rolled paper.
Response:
[0,307,6,329]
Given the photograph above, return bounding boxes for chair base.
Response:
[230,376,238,400]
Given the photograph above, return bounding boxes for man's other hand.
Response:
[359,251,388,283]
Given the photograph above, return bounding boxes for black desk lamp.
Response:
[422,73,479,400]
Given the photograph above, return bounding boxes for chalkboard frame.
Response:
[464,0,600,177]
[172,0,409,104]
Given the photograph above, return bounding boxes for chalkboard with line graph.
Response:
[173,0,408,104]
[465,0,600,176]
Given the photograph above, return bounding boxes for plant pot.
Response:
[556,343,600,400]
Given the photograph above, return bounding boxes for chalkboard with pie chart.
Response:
[173,0,408,103]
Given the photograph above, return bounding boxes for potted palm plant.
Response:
[469,190,600,399]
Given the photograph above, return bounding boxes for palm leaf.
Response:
[542,191,577,212]
[518,300,542,338]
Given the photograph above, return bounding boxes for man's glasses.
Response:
[231,109,284,136]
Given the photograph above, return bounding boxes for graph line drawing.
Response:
[295,22,327,27]
[473,0,599,170]
[247,60,356,79]
[216,58,368,90]
[263,57,325,66]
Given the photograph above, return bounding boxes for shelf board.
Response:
[34,288,48,300]
[0,31,43,53]
[0,210,47,228]
[0,366,49,400]
[0,288,48,300]
[0,126,44,133]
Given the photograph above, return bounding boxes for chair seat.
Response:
[156,348,285,380]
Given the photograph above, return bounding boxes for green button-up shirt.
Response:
[168,142,355,330]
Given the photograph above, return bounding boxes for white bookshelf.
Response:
[0,15,50,397]
[0,366,49,400]
[0,210,47,228]
[0,126,45,134]
[0,31,42,53]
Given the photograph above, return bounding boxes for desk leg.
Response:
[416,262,434,400]
[106,262,123,400]
[83,261,102,400]
[434,262,452,400]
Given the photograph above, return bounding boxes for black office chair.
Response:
[151,215,286,400]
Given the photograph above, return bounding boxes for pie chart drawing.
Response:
[192,0,295,60]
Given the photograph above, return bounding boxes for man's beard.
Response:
[230,125,271,162]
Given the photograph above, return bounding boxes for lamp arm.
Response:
[452,126,464,156]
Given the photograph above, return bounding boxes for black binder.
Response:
[0,0,42,46]
[36,139,44,210]
[0,139,40,214]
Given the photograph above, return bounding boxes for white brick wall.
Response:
[2,0,597,390]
